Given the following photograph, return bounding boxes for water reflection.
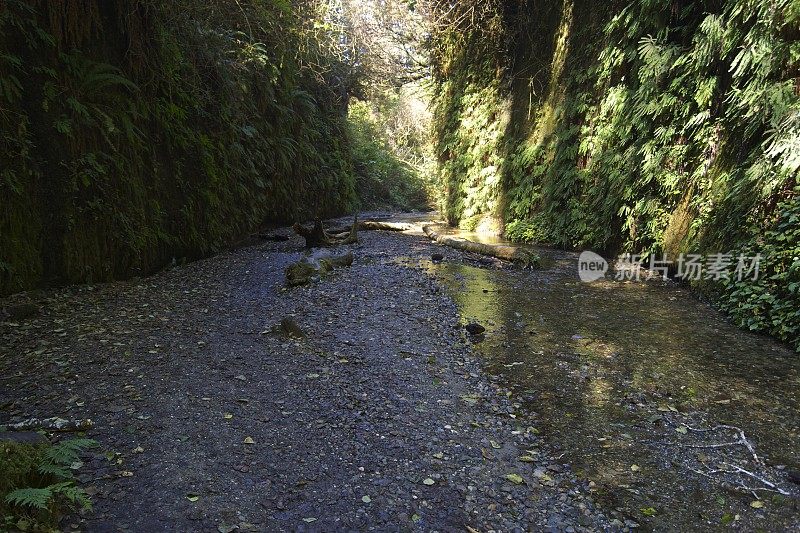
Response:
[427,248,800,530]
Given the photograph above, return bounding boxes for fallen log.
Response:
[293,216,359,247]
[423,224,539,266]
[3,417,94,433]
[285,251,354,287]
[327,221,415,234]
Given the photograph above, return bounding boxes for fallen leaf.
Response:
[490,440,501,449]
[640,507,657,517]
[244,437,255,445]
[302,518,317,523]
[518,456,536,463]
[505,473,524,485]
[186,494,199,502]
[422,478,435,486]
[750,500,765,509]
[224,413,234,420]
[676,425,688,435]
[361,495,371,503]
[631,464,641,472]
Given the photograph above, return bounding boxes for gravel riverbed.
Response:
[1,225,615,532]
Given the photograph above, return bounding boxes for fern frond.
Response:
[41,438,97,470]
[5,487,52,510]
[56,484,92,511]
[37,462,71,479]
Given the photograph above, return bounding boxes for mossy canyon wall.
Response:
[431,0,800,349]
[0,0,355,294]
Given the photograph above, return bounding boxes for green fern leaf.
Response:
[5,487,52,510]
[37,462,71,479]
[41,438,98,469]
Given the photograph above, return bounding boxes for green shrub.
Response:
[1,438,97,531]
[0,0,356,295]
[348,99,431,211]
[429,0,800,350]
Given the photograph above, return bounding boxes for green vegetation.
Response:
[0,0,356,295]
[428,0,799,350]
[1,438,97,531]
[348,94,433,211]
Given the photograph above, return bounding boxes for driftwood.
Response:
[293,216,359,247]
[423,224,539,266]
[327,221,415,234]
[3,417,93,433]
[285,251,354,287]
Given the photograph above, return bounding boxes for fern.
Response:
[41,438,97,470]
[2,438,97,527]
[5,488,52,510]
[5,481,92,513]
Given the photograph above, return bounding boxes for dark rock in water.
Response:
[280,317,306,339]
[0,431,49,445]
[2,303,39,322]
[260,233,290,242]
[465,323,486,335]
[432,254,444,263]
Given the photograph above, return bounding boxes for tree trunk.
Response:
[422,224,538,266]
[293,216,359,247]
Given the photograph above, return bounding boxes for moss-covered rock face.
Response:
[430,0,799,350]
[0,0,356,295]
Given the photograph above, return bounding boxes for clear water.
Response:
[421,244,799,530]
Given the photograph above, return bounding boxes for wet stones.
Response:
[465,323,486,336]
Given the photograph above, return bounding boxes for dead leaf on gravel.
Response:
[505,473,524,485]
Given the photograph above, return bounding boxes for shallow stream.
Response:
[423,241,799,530]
